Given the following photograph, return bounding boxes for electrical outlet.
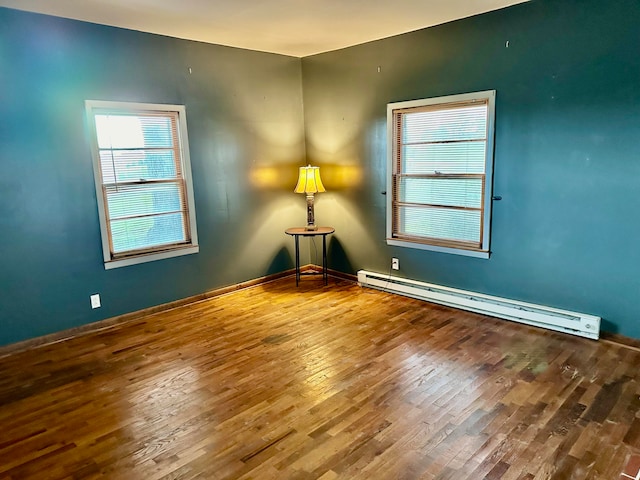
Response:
[90,294,101,309]
[391,258,400,270]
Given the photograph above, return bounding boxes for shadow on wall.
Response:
[266,246,294,276]
[328,237,355,275]
[600,319,617,335]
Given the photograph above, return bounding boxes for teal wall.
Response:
[302,0,640,338]
[2,0,640,345]
[0,8,306,346]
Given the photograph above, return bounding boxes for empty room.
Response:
[1,0,639,478]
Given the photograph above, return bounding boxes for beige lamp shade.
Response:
[294,165,325,194]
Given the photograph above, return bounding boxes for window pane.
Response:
[398,205,481,244]
[105,183,184,220]
[88,101,199,267]
[100,150,178,183]
[110,212,186,254]
[402,141,486,174]
[398,177,483,208]
[139,116,175,148]
[388,92,494,254]
[95,114,174,149]
[402,104,487,144]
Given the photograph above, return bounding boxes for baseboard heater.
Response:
[357,270,600,340]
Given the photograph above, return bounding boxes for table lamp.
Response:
[294,165,325,231]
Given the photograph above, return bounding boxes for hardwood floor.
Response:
[0,277,639,479]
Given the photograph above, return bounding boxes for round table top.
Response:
[285,226,335,236]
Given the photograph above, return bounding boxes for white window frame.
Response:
[386,90,496,259]
[86,100,199,269]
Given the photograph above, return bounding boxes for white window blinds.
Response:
[87,101,199,269]
[387,91,495,257]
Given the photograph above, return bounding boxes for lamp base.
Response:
[305,194,318,231]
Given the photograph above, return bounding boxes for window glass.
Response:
[387,91,495,258]
[86,101,198,269]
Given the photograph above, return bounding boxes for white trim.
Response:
[174,106,199,248]
[386,238,489,259]
[85,101,113,264]
[386,90,496,258]
[104,245,199,270]
[85,100,199,270]
[85,100,188,113]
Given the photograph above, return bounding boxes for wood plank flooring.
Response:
[0,277,639,479]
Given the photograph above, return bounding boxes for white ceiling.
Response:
[0,0,528,57]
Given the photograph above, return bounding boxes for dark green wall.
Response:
[0,8,306,346]
[302,0,640,338]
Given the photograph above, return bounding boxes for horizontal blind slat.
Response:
[402,104,488,144]
[402,141,486,174]
[104,182,187,220]
[396,176,484,209]
[99,149,178,183]
[95,114,176,149]
[396,205,482,244]
[110,212,187,254]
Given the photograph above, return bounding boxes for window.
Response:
[86,101,198,269]
[386,90,496,258]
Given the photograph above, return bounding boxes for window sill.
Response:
[104,245,199,270]
[386,238,490,259]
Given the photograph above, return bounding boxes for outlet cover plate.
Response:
[90,294,101,309]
